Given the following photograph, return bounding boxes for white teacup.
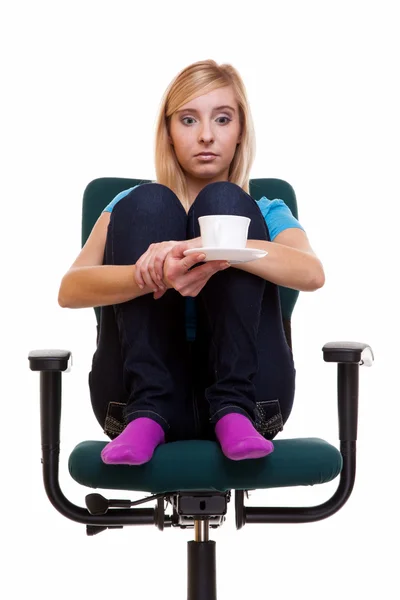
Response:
[198,215,250,249]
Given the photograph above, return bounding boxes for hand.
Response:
[156,240,230,299]
[135,240,181,293]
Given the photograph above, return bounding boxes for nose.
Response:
[199,121,214,144]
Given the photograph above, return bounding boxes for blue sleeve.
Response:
[255,196,305,241]
[102,185,140,213]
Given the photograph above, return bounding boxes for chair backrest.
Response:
[82,177,300,347]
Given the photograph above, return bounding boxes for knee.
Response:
[192,181,255,216]
[112,183,184,219]
[199,180,243,197]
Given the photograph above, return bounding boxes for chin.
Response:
[196,171,220,180]
[191,166,223,179]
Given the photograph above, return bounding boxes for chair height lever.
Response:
[85,493,131,515]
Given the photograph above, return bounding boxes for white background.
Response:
[2,1,398,598]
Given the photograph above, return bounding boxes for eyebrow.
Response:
[176,105,236,114]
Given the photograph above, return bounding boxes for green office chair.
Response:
[28,177,374,600]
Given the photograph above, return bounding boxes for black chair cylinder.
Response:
[187,541,217,600]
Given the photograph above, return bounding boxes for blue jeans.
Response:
[89,181,296,443]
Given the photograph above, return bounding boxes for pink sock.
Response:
[215,413,274,461]
[101,417,166,466]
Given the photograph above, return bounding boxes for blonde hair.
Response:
[154,59,256,211]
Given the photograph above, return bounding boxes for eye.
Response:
[216,116,231,124]
[181,116,232,125]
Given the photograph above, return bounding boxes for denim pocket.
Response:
[254,399,284,440]
[104,401,127,439]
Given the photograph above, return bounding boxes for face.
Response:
[168,85,242,184]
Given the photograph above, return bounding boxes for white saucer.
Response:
[183,247,267,264]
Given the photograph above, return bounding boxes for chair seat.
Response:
[68,437,342,494]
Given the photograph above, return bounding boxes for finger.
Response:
[179,253,207,271]
[187,260,229,279]
[148,249,167,288]
[135,248,157,289]
[149,262,165,290]
[153,288,166,300]
[153,253,167,283]
[135,257,146,289]
[181,262,230,296]
[169,241,196,258]
[184,236,202,249]
[141,255,159,292]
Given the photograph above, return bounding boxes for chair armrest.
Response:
[28,349,72,449]
[241,339,375,526]
[322,340,374,442]
[28,349,72,372]
[29,349,155,527]
[322,341,374,366]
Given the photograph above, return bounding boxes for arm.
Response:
[233,228,325,292]
[58,212,156,309]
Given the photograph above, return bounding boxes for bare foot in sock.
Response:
[215,413,274,460]
[101,417,166,466]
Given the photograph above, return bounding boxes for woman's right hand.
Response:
[159,241,230,299]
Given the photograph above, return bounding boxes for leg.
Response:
[252,289,296,437]
[188,181,294,459]
[188,181,268,424]
[91,184,196,464]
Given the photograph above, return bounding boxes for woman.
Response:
[58,59,325,466]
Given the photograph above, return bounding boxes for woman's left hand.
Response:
[135,240,180,292]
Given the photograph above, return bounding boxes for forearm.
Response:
[233,240,325,292]
[58,265,153,308]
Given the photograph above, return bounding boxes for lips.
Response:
[196,152,217,156]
